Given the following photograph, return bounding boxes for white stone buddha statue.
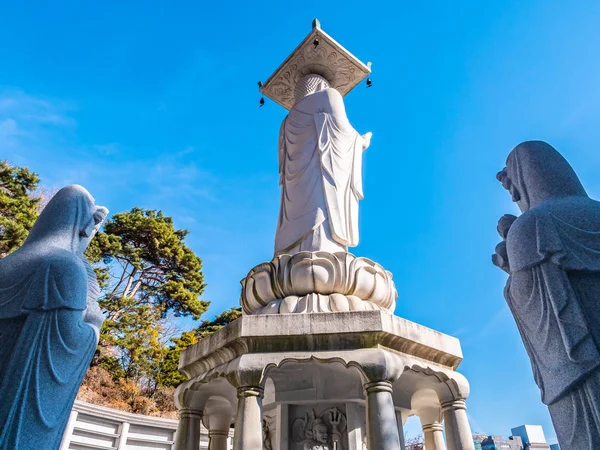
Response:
[274,74,371,256]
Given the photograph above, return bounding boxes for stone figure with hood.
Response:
[493,141,600,449]
[0,185,108,450]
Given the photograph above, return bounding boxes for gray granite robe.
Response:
[503,141,600,449]
[0,186,101,450]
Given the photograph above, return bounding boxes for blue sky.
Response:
[3,0,600,444]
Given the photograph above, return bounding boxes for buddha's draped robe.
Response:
[275,87,364,255]
[0,250,96,450]
[0,185,100,450]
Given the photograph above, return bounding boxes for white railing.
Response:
[60,400,233,450]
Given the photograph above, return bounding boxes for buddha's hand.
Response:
[496,214,517,240]
[492,214,517,273]
[492,241,510,274]
[362,132,372,150]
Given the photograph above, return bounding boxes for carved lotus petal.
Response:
[240,251,397,315]
[329,293,349,312]
[289,259,316,296]
[317,293,331,312]
[347,295,365,311]
[353,265,378,299]
[288,253,337,296]
[294,294,310,314]
[253,270,276,301]
[240,262,278,314]
[363,300,377,311]
[258,299,282,315]
[241,278,259,315]
[280,296,299,314]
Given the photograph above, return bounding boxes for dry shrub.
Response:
[77,366,178,418]
[130,396,154,415]
[153,387,177,419]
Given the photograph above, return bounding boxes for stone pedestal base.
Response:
[174,311,475,450]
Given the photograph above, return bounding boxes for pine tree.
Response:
[157,307,242,388]
[85,208,208,384]
[0,161,41,257]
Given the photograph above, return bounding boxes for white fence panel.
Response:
[60,400,233,450]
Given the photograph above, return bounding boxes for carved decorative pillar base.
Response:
[423,423,447,450]
[174,409,203,450]
[364,381,402,450]
[208,430,229,450]
[233,386,264,450]
[442,400,475,450]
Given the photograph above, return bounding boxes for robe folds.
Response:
[506,200,600,449]
[0,250,97,450]
[275,88,364,255]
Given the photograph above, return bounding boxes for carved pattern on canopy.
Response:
[260,25,370,110]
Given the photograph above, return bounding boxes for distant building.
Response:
[511,425,550,449]
[475,425,555,450]
[473,433,488,450]
[481,435,524,450]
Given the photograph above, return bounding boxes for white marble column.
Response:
[423,422,447,450]
[364,381,402,450]
[346,402,365,450]
[271,403,289,449]
[396,411,406,450]
[233,386,263,450]
[174,408,203,450]
[204,402,233,450]
[442,400,475,450]
[208,429,229,450]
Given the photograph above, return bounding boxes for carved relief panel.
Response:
[290,404,348,450]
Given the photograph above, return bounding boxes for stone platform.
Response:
[174,310,475,450]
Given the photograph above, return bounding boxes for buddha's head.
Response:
[23,184,108,254]
[294,74,330,104]
[498,141,587,213]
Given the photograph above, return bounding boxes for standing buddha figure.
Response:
[275,73,371,255]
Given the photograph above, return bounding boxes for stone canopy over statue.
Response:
[240,21,397,315]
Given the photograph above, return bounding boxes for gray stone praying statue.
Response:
[0,185,108,450]
[493,141,600,449]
